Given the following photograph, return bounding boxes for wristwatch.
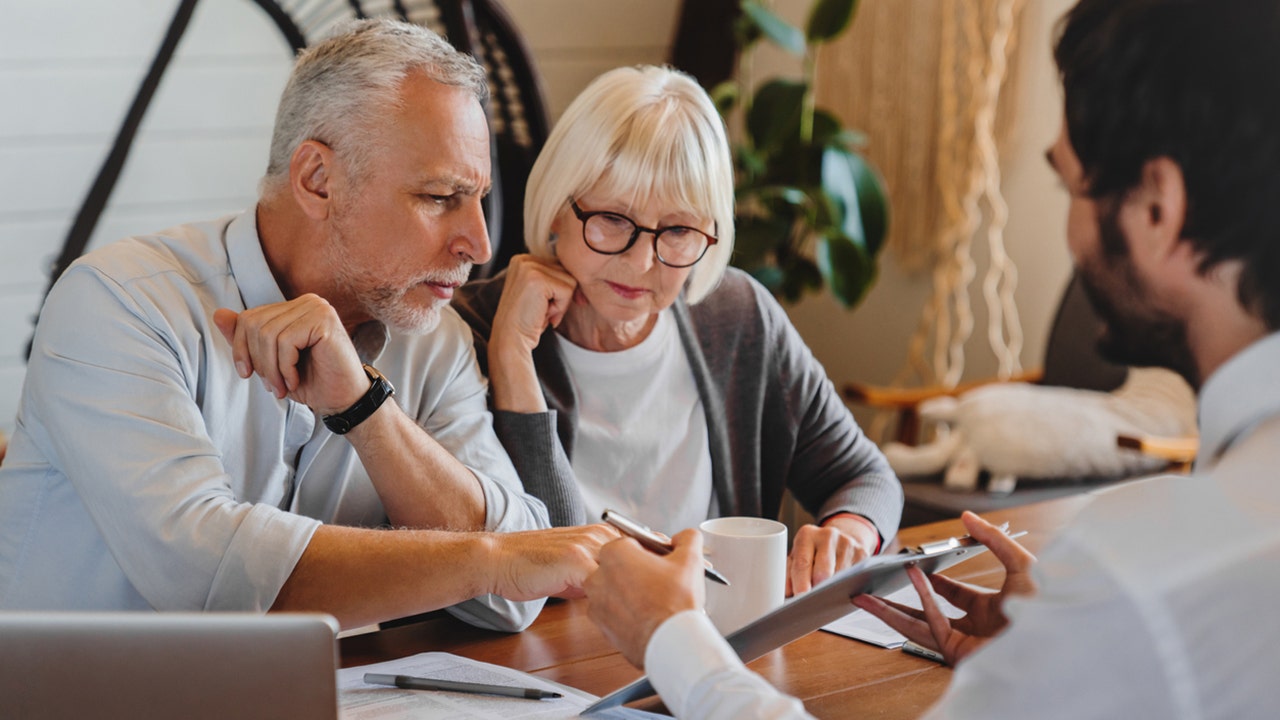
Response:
[322,364,395,435]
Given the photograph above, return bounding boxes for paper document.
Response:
[821,585,964,648]
[339,651,666,719]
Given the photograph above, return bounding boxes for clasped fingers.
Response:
[212,294,366,413]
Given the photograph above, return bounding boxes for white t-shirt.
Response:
[558,309,715,536]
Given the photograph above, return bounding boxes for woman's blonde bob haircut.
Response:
[524,65,735,304]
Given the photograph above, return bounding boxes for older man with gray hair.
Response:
[0,19,615,631]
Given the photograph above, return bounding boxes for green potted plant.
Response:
[714,0,887,307]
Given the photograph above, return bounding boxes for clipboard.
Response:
[582,527,1014,715]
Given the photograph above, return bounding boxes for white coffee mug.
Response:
[700,516,788,635]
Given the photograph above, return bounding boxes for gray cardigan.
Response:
[452,267,903,545]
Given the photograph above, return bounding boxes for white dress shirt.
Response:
[0,211,550,631]
[646,332,1280,719]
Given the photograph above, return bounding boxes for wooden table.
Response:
[341,494,1094,718]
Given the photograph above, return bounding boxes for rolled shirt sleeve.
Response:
[9,262,321,611]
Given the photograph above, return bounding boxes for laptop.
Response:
[0,612,340,720]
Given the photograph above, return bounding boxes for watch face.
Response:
[364,364,396,395]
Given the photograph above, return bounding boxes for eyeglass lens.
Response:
[582,212,711,267]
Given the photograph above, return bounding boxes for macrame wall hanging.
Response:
[817,0,1027,439]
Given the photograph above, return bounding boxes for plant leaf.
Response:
[820,146,889,256]
[748,265,786,294]
[734,12,764,49]
[746,79,807,151]
[710,80,741,115]
[808,108,844,147]
[739,184,810,207]
[779,253,823,303]
[816,233,876,307]
[831,127,868,149]
[742,0,806,56]
[734,144,768,181]
[733,214,792,268]
[807,0,859,43]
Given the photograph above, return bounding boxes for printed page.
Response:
[339,651,666,719]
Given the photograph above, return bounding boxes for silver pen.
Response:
[363,672,562,700]
[601,509,730,586]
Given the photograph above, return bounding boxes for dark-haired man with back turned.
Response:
[583,0,1280,717]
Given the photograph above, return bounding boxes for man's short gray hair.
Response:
[263,18,488,193]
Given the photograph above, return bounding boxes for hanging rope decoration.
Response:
[870,0,1023,442]
[923,0,1023,386]
[816,0,1025,442]
[976,0,1023,380]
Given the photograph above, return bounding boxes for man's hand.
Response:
[488,254,579,413]
[584,528,706,668]
[213,295,367,416]
[851,511,1037,665]
[787,513,878,596]
[488,523,620,602]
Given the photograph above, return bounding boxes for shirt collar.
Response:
[225,208,390,365]
[1195,330,1280,470]
[226,208,286,311]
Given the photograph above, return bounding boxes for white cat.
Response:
[882,367,1197,493]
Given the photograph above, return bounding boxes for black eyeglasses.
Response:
[570,200,717,268]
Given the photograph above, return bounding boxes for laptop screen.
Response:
[0,612,339,720]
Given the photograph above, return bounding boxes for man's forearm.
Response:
[272,522,612,630]
[269,524,493,629]
[344,400,487,530]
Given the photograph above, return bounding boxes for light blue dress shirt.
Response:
[0,211,549,630]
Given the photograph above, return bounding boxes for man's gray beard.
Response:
[357,282,445,335]
[326,227,469,336]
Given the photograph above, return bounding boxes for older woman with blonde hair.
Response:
[453,65,901,593]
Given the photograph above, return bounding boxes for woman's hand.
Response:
[488,255,578,412]
[851,511,1038,665]
[786,513,878,596]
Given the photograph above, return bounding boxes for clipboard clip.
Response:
[902,522,1020,555]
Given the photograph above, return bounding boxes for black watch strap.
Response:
[323,364,395,435]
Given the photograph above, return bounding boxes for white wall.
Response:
[0,0,293,434]
[502,0,681,120]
